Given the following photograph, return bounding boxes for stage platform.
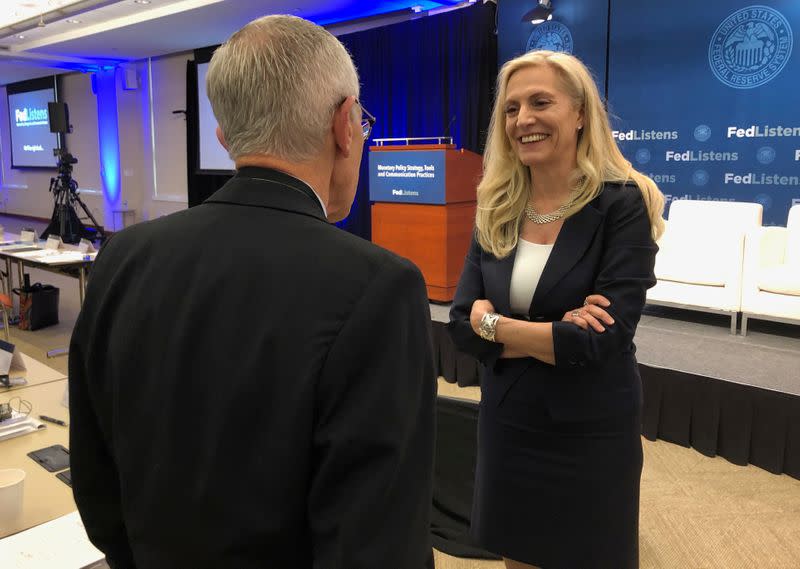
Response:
[429,303,800,479]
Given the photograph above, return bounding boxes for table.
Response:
[1,354,68,393]
[0,237,96,306]
[0,379,74,538]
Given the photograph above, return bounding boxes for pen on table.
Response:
[39,415,67,427]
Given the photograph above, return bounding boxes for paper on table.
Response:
[0,511,105,569]
[0,413,45,442]
[0,245,41,253]
[9,250,89,265]
[5,249,62,259]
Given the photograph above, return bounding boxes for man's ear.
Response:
[216,125,229,151]
[332,96,356,158]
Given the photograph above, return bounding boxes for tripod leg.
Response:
[72,192,106,240]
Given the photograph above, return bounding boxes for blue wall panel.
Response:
[608,1,799,224]
[498,0,609,94]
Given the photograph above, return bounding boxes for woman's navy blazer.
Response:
[447,182,659,422]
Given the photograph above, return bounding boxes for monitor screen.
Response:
[6,77,60,168]
[197,61,235,172]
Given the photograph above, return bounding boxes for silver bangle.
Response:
[478,312,500,342]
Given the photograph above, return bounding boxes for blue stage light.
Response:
[94,68,121,205]
[315,1,459,25]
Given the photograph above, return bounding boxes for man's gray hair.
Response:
[206,15,360,162]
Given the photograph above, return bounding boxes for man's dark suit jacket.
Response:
[448,182,658,422]
[69,167,436,569]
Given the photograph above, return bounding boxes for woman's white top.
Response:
[509,238,554,315]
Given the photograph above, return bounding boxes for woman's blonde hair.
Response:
[476,50,665,258]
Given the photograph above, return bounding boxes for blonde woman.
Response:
[447,50,664,569]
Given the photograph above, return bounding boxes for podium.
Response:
[368,139,482,302]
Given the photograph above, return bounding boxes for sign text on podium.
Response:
[368,150,447,204]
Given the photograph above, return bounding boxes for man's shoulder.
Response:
[99,207,423,291]
[97,209,192,256]
[321,225,423,283]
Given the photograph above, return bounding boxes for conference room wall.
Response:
[0,73,106,224]
[112,65,145,229]
[0,52,192,228]
[62,72,105,226]
[136,52,191,222]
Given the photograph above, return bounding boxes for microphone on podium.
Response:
[443,115,456,139]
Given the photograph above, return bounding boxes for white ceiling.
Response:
[0,0,468,85]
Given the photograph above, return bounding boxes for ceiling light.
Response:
[521,0,553,25]
[134,0,152,4]
[66,18,82,23]
[1,1,88,30]
[17,34,25,39]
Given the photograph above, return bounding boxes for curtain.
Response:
[337,3,497,238]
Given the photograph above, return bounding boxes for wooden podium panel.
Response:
[371,202,476,302]
[369,144,482,302]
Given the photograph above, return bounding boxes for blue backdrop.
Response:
[608,0,799,225]
[498,0,609,95]
[498,0,799,225]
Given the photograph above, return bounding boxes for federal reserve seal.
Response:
[635,148,651,165]
[694,125,712,142]
[692,170,710,187]
[708,5,793,89]
[757,146,776,165]
[526,21,573,54]
[754,193,773,210]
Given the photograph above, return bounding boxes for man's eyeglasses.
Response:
[356,99,376,140]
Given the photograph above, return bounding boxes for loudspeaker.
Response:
[48,102,69,134]
[122,67,138,90]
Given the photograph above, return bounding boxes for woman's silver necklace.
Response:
[524,195,574,224]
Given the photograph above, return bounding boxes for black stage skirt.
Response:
[471,383,642,569]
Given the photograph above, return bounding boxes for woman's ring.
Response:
[571,310,581,318]
[583,299,590,306]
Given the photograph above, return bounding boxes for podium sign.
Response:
[368,150,447,204]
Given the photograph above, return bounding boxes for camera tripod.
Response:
[41,169,106,244]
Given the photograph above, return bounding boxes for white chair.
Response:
[646,200,763,334]
[740,205,800,336]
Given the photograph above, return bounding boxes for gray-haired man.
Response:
[70,15,436,569]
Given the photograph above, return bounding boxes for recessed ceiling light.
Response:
[17,34,25,39]
[66,19,82,24]
[134,0,152,4]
